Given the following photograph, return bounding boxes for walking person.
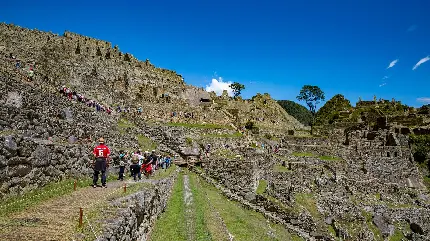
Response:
[92,137,111,188]
[130,155,141,181]
[118,150,127,181]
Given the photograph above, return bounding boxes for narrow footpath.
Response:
[150,171,303,241]
[0,179,140,241]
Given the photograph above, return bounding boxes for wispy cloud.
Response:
[387,59,398,69]
[382,76,389,80]
[205,77,234,96]
[379,83,387,87]
[407,25,417,32]
[412,56,430,70]
[417,97,430,104]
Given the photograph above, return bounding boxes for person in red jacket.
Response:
[92,137,111,188]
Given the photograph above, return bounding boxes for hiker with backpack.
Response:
[130,155,141,181]
[92,137,111,188]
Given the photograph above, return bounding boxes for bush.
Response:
[410,134,430,172]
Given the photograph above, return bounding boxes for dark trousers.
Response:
[93,158,107,186]
[118,166,125,180]
[130,164,141,181]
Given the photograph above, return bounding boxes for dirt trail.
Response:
[0,180,128,241]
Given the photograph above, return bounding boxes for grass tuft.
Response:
[137,134,157,151]
[273,164,292,173]
[256,180,268,195]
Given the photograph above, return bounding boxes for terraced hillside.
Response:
[1,23,430,241]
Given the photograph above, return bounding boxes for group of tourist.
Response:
[58,85,146,116]
[117,149,173,181]
[92,137,173,188]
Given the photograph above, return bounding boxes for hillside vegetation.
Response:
[277,100,313,126]
[314,94,352,126]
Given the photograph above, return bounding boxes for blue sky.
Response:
[1,0,430,108]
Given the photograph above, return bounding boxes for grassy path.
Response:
[0,179,126,240]
[150,171,303,241]
[0,166,177,241]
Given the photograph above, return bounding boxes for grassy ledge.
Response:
[166,122,233,130]
[256,180,268,195]
[150,173,187,241]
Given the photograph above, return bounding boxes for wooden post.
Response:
[74,180,77,191]
[79,208,83,228]
[124,183,127,193]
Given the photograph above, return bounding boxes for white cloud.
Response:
[205,77,234,96]
[382,76,389,80]
[379,83,387,87]
[407,25,417,32]
[412,56,430,70]
[417,97,430,104]
[387,59,398,69]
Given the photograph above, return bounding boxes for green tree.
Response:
[229,82,245,98]
[297,85,325,115]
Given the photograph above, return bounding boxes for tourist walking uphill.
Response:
[93,138,111,188]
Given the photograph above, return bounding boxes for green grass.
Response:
[273,164,292,173]
[389,228,405,241]
[189,174,213,240]
[201,132,243,138]
[151,165,177,180]
[424,176,430,191]
[202,177,303,241]
[389,222,410,241]
[151,174,187,241]
[319,155,343,161]
[294,193,320,219]
[166,122,233,129]
[117,118,135,129]
[328,225,337,238]
[137,134,157,151]
[374,193,381,200]
[185,137,193,146]
[256,180,268,195]
[362,210,383,241]
[291,152,317,157]
[0,177,95,218]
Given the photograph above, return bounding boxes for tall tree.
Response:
[296,85,325,115]
[229,82,245,98]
